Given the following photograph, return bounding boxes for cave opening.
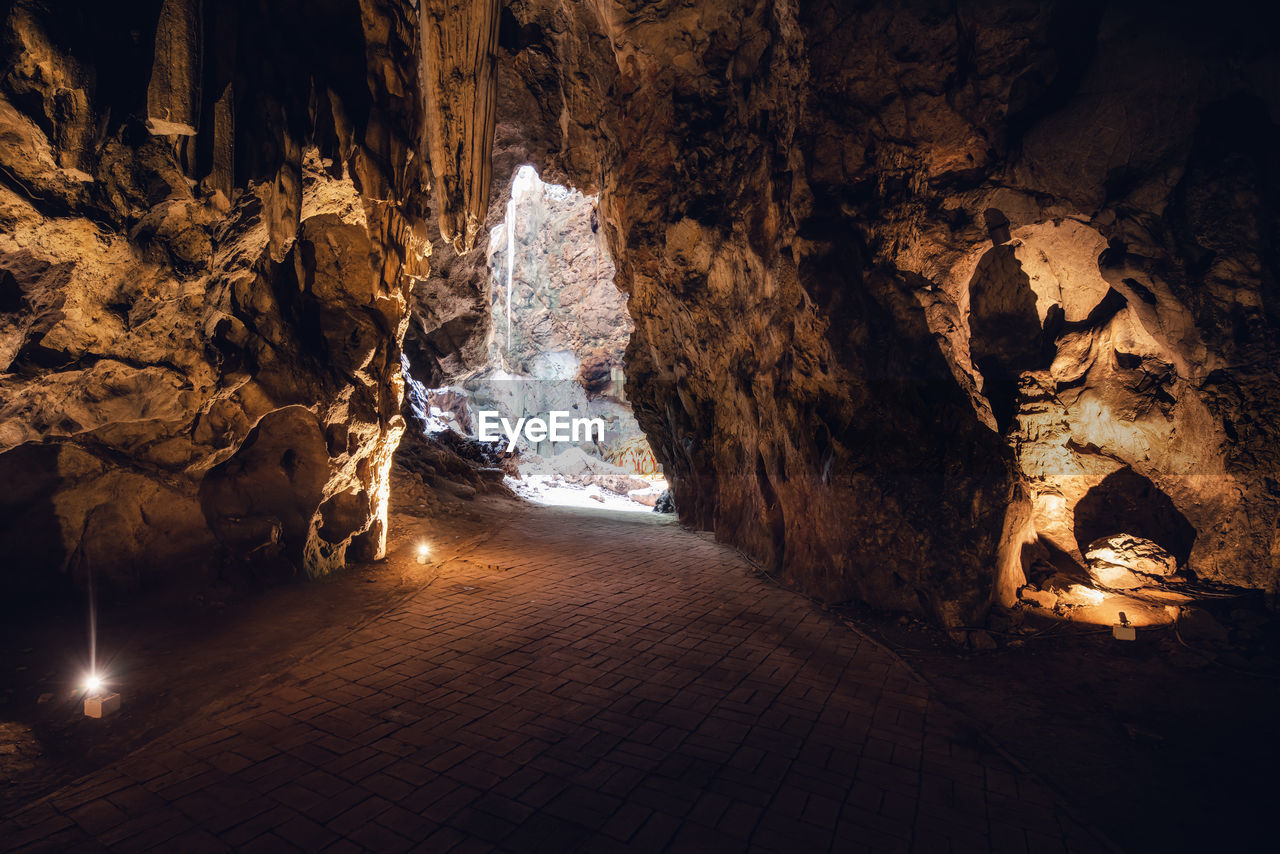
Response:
[406,165,667,513]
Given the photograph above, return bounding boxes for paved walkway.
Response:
[2,505,1106,853]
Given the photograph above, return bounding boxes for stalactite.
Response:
[420,0,501,252]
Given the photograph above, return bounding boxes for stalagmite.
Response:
[145,0,202,136]
[506,196,514,353]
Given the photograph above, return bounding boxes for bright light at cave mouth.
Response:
[408,164,669,514]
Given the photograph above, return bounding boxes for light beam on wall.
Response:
[506,197,515,353]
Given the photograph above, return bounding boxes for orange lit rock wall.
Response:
[0,0,432,593]
[482,1,1280,624]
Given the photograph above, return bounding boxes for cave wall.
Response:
[803,1,1280,610]
[0,0,432,594]
[3,0,1277,627]
[469,0,1280,625]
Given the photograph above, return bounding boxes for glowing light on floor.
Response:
[416,542,431,564]
[1065,585,1106,606]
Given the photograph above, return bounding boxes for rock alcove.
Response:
[0,0,1276,632]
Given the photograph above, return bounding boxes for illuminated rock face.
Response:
[0,0,429,593]
[3,0,1279,626]
[485,167,625,380]
[472,1,1280,623]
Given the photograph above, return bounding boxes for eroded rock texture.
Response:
[485,167,623,379]
[4,0,1278,629]
[421,0,502,252]
[463,0,1280,625]
[404,10,583,387]
[0,0,431,594]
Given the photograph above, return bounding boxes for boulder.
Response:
[1085,535,1179,589]
[627,486,665,507]
[1177,608,1230,643]
[1019,587,1058,611]
[653,489,676,514]
[576,474,650,496]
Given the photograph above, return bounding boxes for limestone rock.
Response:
[569,473,649,496]
[1177,608,1230,643]
[468,0,1280,626]
[421,0,501,251]
[1085,534,1178,590]
[6,0,1280,632]
[653,489,675,514]
[627,486,664,507]
[0,0,433,595]
[145,0,202,136]
[968,630,998,652]
[1019,587,1058,611]
[392,426,513,503]
[486,168,626,383]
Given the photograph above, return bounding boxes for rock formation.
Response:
[3,0,1278,631]
[447,0,1280,625]
[485,166,624,381]
[421,0,502,252]
[0,0,433,594]
[440,165,641,458]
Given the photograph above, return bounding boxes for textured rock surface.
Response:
[5,0,1280,630]
[449,165,641,456]
[462,0,1280,624]
[1085,534,1178,589]
[403,19,594,387]
[421,0,501,251]
[486,167,624,381]
[0,0,432,594]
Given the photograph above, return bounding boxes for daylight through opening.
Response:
[405,166,666,512]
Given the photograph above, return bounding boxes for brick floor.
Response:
[0,505,1109,852]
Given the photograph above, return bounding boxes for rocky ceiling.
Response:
[1,0,1277,628]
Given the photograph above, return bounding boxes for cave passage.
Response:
[2,0,1279,851]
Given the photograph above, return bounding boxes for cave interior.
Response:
[0,0,1279,851]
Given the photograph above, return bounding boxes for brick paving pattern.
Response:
[1,506,1108,852]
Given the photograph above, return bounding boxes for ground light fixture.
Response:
[82,672,121,719]
[416,542,431,564]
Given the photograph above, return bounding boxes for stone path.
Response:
[1,505,1108,853]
